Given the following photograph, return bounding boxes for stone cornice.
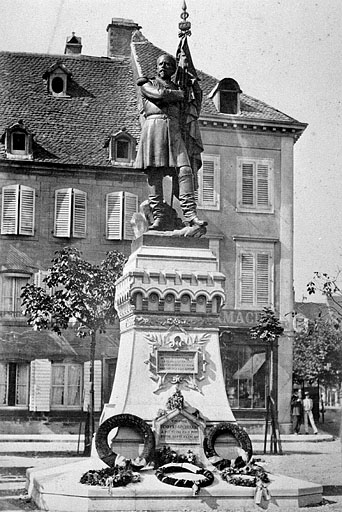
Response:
[199,115,307,141]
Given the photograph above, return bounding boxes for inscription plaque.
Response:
[157,350,198,374]
[159,416,200,444]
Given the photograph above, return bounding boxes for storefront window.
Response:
[51,363,82,407]
[0,362,29,406]
[222,342,267,409]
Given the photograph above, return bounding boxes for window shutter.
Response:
[29,359,51,412]
[1,185,19,234]
[256,164,269,207]
[106,192,123,240]
[72,189,87,238]
[256,253,270,304]
[123,192,138,240]
[197,155,220,209]
[34,270,52,294]
[83,360,102,412]
[202,159,215,205]
[19,185,35,235]
[241,163,254,206]
[54,188,71,237]
[240,253,254,304]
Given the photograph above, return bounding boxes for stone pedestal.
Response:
[101,234,234,430]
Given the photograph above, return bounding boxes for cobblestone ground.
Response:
[0,440,341,512]
[0,408,340,511]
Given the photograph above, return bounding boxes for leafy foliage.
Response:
[307,271,342,324]
[21,247,126,337]
[293,317,342,385]
[250,307,284,345]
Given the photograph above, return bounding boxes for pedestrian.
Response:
[303,391,318,434]
[135,54,205,231]
[291,390,303,435]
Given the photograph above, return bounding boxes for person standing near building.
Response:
[291,390,303,435]
[303,391,318,435]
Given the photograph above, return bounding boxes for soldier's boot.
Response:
[178,166,207,227]
[147,170,168,230]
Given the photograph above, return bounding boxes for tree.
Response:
[21,247,126,455]
[293,316,342,386]
[250,307,284,453]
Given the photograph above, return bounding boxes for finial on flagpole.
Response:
[179,0,191,38]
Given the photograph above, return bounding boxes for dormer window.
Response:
[1,121,33,160]
[43,61,72,98]
[108,129,136,165]
[209,78,242,115]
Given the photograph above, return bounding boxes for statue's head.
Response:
[156,54,176,79]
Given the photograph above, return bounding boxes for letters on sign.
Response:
[220,309,261,327]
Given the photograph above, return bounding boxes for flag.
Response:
[175,35,203,190]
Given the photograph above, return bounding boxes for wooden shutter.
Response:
[106,192,123,240]
[256,253,270,304]
[1,184,19,234]
[72,189,87,238]
[54,188,71,237]
[83,360,102,412]
[241,163,254,206]
[256,163,269,207]
[198,155,220,209]
[29,359,51,411]
[202,159,215,205]
[19,185,35,235]
[240,252,254,304]
[123,192,138,240]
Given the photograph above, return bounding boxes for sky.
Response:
[1,0,341,303]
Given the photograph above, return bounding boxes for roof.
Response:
[294,301,330,321]
[0,52,141,167]
[0,25,304,168]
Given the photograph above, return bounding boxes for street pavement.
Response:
[0,408,340,512]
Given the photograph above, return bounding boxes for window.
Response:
[51,363,82,408]
[196,154,220,210]
[222,344,267,409]
[1,121,33,160]
[106,191,138,240]
[209,78,242,115]
[1,274,30,315]
[237,158,274,213]
[109,130,136,165]
[43,62,72,98]
[1,185,35,235]
[54,188,87,238]
[236,242,274,309]
[0,363,29,406]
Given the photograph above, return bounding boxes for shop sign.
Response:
[220,309,261,327]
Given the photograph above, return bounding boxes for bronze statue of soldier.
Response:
[135,54,205,231]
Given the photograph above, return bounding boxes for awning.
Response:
[233,353,266,380]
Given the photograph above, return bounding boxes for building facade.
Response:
[0,18,306,432]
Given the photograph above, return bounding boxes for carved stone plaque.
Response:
[159,415,200,444]
[157,350,198,374]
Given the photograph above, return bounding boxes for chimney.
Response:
[64,32,82,55]
[106,18,141,58]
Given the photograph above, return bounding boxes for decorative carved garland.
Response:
[155,462,214,495]
[95,413,155,468]
[203,422,253,466]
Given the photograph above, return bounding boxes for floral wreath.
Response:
[155,462,214,496]
[80,464,141,491]
[95,413,155,468]
[220,461,271,504]
[203,422,253,469]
